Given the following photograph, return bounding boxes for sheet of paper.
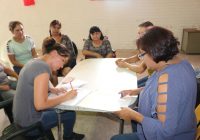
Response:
[77,89,137,112]
[59,88,92,106]
[58,79,88,90]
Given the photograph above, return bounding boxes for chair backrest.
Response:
[0,43,13,69]
[196,104,200,140]
[196,104,200,125]
[71,41,78,57]
[1,121,49,140]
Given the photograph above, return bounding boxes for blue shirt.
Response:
[137,60,197,140]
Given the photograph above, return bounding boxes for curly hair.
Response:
[136,26,179,63]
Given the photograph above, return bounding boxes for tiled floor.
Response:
[0,49,199,140]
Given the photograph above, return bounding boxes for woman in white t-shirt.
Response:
[7,21,37,74]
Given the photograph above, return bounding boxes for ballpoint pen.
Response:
[70,81,74,90]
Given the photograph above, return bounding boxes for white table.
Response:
[57,58,137,111]
[56,58,137,139]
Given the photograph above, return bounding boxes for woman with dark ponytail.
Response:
[13,38,85,140]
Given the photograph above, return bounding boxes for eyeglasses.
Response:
[138,52,146,60]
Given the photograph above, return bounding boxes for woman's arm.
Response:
[31,48,38,58]
[116,54,140,65]
[116,61,147,73]
[34,73,77,111]
[123,54,140,63]
[119,87,144,97]
[115,107,144,123]
[105,52,114,58]
[0,85,10,91]
[82,50,103,58]
[126,61,147,73]
[103,40,113,58]
[8,54,24,67]
[3,65,18,79]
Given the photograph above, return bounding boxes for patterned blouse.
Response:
[83,39,112,58]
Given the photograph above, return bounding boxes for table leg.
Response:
[106,113,124,134]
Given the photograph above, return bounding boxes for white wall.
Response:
[0,0,200,50]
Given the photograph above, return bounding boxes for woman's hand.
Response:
[116,61,128,68]
[64,89,78,100]
[114,107,144,123]
[96,53,103,58]
[119,90,133,97]
[115,107,134,121]
[115,59,123,66]
[119,88,142,98]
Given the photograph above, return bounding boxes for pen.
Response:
[70,81,74,90]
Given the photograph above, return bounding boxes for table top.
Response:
[57,58,138,112]
[64,58,137,90]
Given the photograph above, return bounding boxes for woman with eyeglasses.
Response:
[42,20,77,86]
[111,26,197,140]
[82,26,114,59]
[13,38,85,140]
[7,21,38,74]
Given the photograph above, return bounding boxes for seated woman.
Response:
[7,21,38,74]
[0,61,18,123]
[43,20,77,86]
[82,26,114,59]
[115,21,154,88]
[111,26,197,140]
[43,20,77,75]
[13,38,84,140]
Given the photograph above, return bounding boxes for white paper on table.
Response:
[77,89,137,112]
[60,88,91,106]
[55,88,92,110]
[58,79,88,90]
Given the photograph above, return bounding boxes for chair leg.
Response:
[119,119,124,134]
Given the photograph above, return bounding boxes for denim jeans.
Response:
[111,132,139,140]
[0,80,17,123]
[13,66,22,75]
[40,109,76,139]
[133,76,148,108]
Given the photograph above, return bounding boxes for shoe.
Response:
[64,132,85,140]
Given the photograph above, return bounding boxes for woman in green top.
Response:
[7,21,38,74]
